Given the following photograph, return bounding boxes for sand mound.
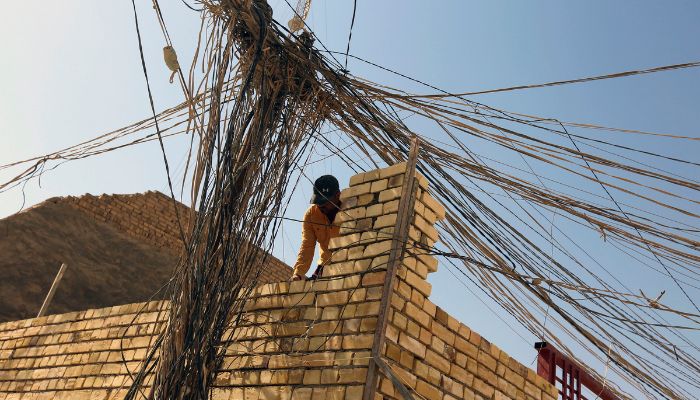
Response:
[0,200,177,322]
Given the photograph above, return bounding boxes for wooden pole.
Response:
[363,138,420,400]
[37,263,68,318]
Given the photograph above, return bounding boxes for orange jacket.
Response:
[292,205,340,277]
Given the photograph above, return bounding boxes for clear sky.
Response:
[1,1,699,397]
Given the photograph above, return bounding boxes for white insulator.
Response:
[163,45,180,72]
[288,15,304,32]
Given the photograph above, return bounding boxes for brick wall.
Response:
[55,191,292,284]
[59,191,191,251]
[0,164,557,400]
[331,163,557,400]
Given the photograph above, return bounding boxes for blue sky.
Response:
[1,1,699,397]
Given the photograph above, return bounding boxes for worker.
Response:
[291,175,342,281]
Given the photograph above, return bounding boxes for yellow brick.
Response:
[478,363,498,386]
[473,377,495,398]
[416,172,429,189]
[324,261,355,277]
[450,364,473,386]
[415,380,442,400]
[357,231,378,244]
[338,367,367,383]
[421,207,437,225]
[292,387,313,400]
[383,199,399,214]
[346,386,364,398]
[330,248,348,263]
[432,322,455,346]
[405,302,431,329]
[365,203,384,218]
[317,292,350,307]
[421,192,446,220]
[342,196,358,209]
[350,258,370,273]
[386,342,402,362]
[328,233,361,250]
[340,183,371,200]
[288,279,313,294]
[347,245,366,261]
[362,170,381,182]
[379,162,408,178]
[339,206,367,222]
[408,225,421,242]
[340,304,358,319]
[387,173,404,188]
[356,301,380,317]
[325,386,347,400]
[386,323,399,343]
[342,334,374,350]
[321,369,339,384]
[349,172,366,186]
[404,270,432,297]
[309,320,342,336]
[370,255,390,270]
[343,318,361,333]
[399,332,426,358]
[374,214,397,230]
[370,179,388,193]
[392,311,408,330]
[357,193,375,206]
[379,376,396,397]
[390,363,418,389]
[524,382,541,399]
[478,351,498,372]
[260,386,292,400]
[419,254,438,272]
[413,214,439,243]
[350,288,368,302]
[359,271,385,287]
[378,188,402,203]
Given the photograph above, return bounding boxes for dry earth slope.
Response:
[0,199,177,322]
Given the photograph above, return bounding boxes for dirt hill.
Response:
[0,199,178,322]
[0,191,292,323]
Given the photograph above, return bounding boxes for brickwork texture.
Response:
[57,191,291,284]
[0,165,557,400]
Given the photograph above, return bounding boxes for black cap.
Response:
[310,175,340,205]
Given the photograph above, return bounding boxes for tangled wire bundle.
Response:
[122,1,338,398]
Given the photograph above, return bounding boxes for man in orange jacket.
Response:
[291,175,342,281]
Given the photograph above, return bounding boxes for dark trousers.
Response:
[310,264,324,280]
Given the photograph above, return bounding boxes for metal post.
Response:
[576,369,582,400]
[569,363,575,400]
[561,358,568,400]
[37,263,68,318]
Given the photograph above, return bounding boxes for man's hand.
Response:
[291,274,304,281]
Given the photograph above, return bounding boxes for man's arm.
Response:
[291,209,317,279]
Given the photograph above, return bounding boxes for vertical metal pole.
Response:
[37,263,68,318]
[568,363,575,400]
[561,358,568,400]
[363,138,420,400]
[549,350,557,387]
[576,369,582,400]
